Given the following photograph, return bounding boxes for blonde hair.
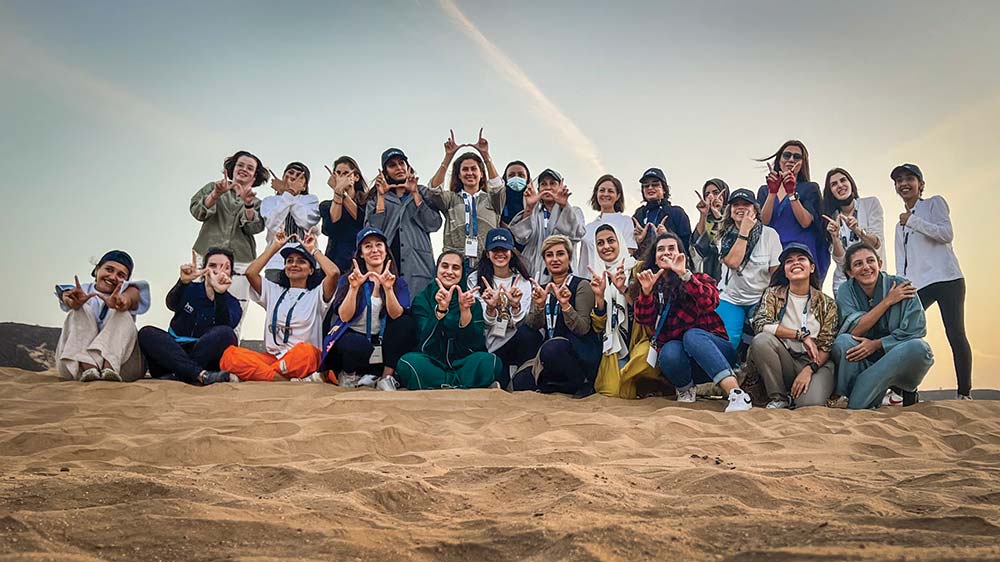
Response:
[540,235,574,259]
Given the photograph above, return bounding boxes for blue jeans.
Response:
[831,333,934,410]
[716,300,754,351]
[658,328,738,391]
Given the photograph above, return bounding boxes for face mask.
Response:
[506,177,527,192]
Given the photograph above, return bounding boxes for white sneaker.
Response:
[79,368,101,382]
[676,387,697,403]
[725,389,753,412]
[882,389,903,406]
[765,399,789,409]
[294,372,325,383]
[100,368,123,382]
[376,375,400,391]
[357,374,378,387]
[338,373,361,388]
[958,393,973,400]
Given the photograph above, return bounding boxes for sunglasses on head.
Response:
[781,151,803,162]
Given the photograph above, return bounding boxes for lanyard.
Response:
[779,290,813,335]
[902,206,916,276]
[651,290,672,347]
[542,207,551,238]
[462,192,478,238]
[271,288,307,345]
[544,294,558,339]
[364,282,387,340]
[646,205,662,227]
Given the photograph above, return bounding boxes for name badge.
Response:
[465,237,479,258]
[491,320,507,338]
[370,345,383,365]
[646,346,659,368]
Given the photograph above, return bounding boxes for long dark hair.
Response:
[589,174,625,212]
[224,150,268,187]
[627,232,685,302]
[757,140,810,183]
[450,152,487,193]
[475,247,531,292]
[333,155,369,207]
[503,160,532,184]
[822,167,859,217]
[768,251,822,291]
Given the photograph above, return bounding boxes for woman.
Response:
[321,226,414,391]
[756,140,829,281]
[508,168,586,279]
[587,224,660,399]
[821,167,885,296]
[261,162,321,270]
[690,178,730,280]
[55,250,151,382]
[427,129,505,268]
[138,248,241,385]
[395,250,503,390]
[716,188,783,351]
[747,243,838,408]
[512,235,600,396]
[578,174,638,271]
[190,150,267,334]
[501,160,531,230]
[219,231,339,381]
[467,228,536,389]
[319,156,368,274]
[632,232,753,412]
[892,163,971,399]
[632,167,692,256]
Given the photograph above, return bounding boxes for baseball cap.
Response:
[728,188,757,205]
[355,226,388,249]
[640,167,668,185]
[537,168,563,183]
[381,148,408,169]
[485,228,515,251]
[890,163,923,181]
[778,242,815,264]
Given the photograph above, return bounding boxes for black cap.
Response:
[280,244,318,269]
[890,163,923,181]
[485,228,515,251]
[640,167,667,185]
[355,226,388,248]
[269,244,323,290]
[92,250,134,279]
[728,188,757,205]
[778,242,815,264]
[537,168,563,183]
[381,148,408,169]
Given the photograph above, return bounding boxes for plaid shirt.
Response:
[634,272,727,346]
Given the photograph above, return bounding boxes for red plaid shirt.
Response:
[634,272,727,346]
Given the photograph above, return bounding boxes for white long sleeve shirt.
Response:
[894,195,963,290]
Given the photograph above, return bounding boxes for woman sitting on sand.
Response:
[511,235,600,396]
[588,224,661,399]
[467,228,535,389]
[260,162,321,271]
[632,232,753,412]
[219,231,339,382]
[321,227,414,392]
[138,248,242,386]
[55,250,151,382]
[395,250,503,390]
[746,243,838,409]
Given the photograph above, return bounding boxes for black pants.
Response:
[512,338,587,395]
[322,312,418,374]
[919,278,973,396]
[138,325,237,384]
[493,326,544,388]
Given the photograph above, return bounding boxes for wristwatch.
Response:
[737,234,750,241]
[788,193,800,202]
[680,270,693,282]
[807,361,820,374]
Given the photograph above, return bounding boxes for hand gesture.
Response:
[473,127,489,156]
[553,185,571,207]
[842,214,860,233]
[846,336,881,363]
[481,278,500,309]
[802,336,819,363]
[207,268,232,294]
[636,268,665,296]
[822,215,839,238]
[325,165,355,194]
[523,181,541,210]
[530,279,549,307]
[884,280,917,306]
[63,275,98,310]
[738,206,758,235]
[444,129,463,159]
[348,260,369,290]
[766,163,781,195]
[300,231,318,254]
[97,283,130,313]
[611,263,627,294]
[272,229,291,248]
[668,251,688,276]
[404,172,419,194]
[790,367,812,399]
[695,190,709,217]
[781,170,796,195]
[269,168,289,194]
[458,285,479,311]
[434,278,456,311]
[655,214,672,236]
[633,216,653,244]
[180,250,207,284]
[554,282,572,308]
[899,210,911,226]
[507,278,524,308]
[588,267,607,302]
[234,182,256,205]
[375,259,396,290]
[374,172,390,196]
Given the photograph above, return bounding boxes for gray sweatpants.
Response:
[748,332,834,407]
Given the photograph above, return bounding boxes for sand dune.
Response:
[1,368,999,562]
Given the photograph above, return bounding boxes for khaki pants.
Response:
[748,332,834,407]
[56,307,144,381]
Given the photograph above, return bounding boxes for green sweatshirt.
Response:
[412,280,488,367]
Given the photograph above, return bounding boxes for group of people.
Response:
[54,134,972,412]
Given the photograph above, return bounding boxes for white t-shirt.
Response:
[468,271,532,352]
[349,293,383,337]
[831,197,886,296]
[764,291,821,355]
[251,278,332,358]
[718,226,782,306]
[578,213,638,276]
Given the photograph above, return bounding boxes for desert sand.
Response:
[1,368,999,562]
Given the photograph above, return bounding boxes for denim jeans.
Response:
[658,328,737,391]
[831,332,934,410]
[716,299,754,351]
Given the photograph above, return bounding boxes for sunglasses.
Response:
[781,151,804,162]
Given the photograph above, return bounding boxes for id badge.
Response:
[465,237,479,257]
[646,346,659,368]
[370,345,383,364]
[490,321,507,338]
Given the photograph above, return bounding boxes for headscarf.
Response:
[588,223,636,358]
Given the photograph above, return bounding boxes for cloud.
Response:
[436,0,604,176]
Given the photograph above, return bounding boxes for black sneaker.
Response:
[901,390,919,406]
[201,371,237,385]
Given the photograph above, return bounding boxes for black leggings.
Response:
[322,312,418,375]
[919,278,972,396]
[492,326,544,388]
[138,325,237,384]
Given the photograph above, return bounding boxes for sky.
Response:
[1,0,998,390]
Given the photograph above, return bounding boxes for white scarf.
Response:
[587,223,635,358]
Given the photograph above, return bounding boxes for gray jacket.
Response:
[509,203,586,279]
[365,186,443,296]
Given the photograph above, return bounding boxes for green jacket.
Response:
[837,273,927,353]
[190,182,264,264]
[412,279,488,367]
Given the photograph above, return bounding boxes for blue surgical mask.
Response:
[506,177,527,192]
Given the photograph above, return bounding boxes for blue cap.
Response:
[92,250,134,279]
[890,163,923,181]
[381,148,408,169]
[537,168,563,183]
[356,226,388,248]
[485,228,514,251]
[728,188,757,205]
[778,242,815,264]
[279,244,317,269]
[640,167,667,185]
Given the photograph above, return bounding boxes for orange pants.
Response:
[219,343,320,381]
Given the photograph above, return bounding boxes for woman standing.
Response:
[578,174,638,271]
[319,156,369,274]
[821,167,885,296]
[690,179,729,281]
[501,160,531,229]
[508,169,586,279]
[756,140,829,281]
[747,244,838,409]
[261,162,321,270]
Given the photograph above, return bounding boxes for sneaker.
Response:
[295,372,325,383]
[201,371,237,385]
[882,389,903,406]
[338,373,361,388]
[100,368,122,382]
[357,374,378,387]
[79,368,101,382]
[376,375,400,392]
[765,399,789,409]
[826,395,849,409]
[958,393,973,401]
[901,390,919,407]
[725,389,753,412]
[676,386,697,403]
[489,381,502,390]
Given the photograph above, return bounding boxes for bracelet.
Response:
[435,307,448,315]
[680,270,693,282]
[311,248,321,256]
[737,234,749,241]
[244,203,255,209]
